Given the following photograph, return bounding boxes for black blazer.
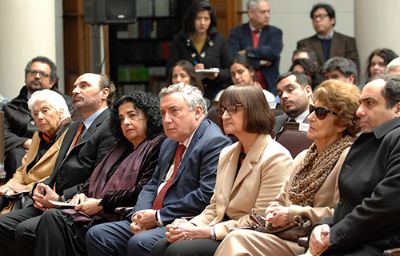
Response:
[323,118,400,253]
[166,28,232,100]
[44,109,115,199]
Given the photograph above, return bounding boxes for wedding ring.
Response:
[183,233,188,239]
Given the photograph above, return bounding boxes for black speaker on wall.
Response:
[84,0,136,24]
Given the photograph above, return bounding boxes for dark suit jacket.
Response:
[43,109,115,199]
[323,118,400,253]
[273,113,309,136]
[133,119,231,225]
[297,31,360,70]
[228,23,283,93]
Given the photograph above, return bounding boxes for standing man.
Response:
[297,3,360,71]
[308,75,400,255]
[86,84,231,256]
[273,72,313,134]
[228,0,283,94]
[0,73,115,256]
[3,56,72,179]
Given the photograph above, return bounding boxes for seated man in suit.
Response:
[308,75,400,255]
[0,73,116,255]
[86,83,232,256]
[297,3,359,71]
[3,56,72,180]
[321,57,359,85]
[228,0,283,93]
[273,72,313,136]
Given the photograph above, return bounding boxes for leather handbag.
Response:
[249,209,312,242]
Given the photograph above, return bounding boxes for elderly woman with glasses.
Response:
[214,79,360,256]
[0,89,71,213]
[150,85,293,256]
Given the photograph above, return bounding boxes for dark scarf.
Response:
[288,135,354,206]
[88,135,164,199]
[63,134,165,222]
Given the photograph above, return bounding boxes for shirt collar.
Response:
[82,107,108,132]
[317,30,334,40]
[295,109,310,123]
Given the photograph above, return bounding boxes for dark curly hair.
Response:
[110,91,163,143]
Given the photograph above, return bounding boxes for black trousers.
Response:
[323,244,382,256]
[35,208,90,256]
[0,206,42,256]
[4,147,25,180]
[151,237,221,256]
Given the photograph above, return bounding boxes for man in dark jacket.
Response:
[3,56,72,179]
[308,75,400,255]
[0,73,115,256]
[297,3,360,70]
[228,0,283,94]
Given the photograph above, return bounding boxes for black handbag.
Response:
[249,209,312,242]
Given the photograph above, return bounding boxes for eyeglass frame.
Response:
[217,104,243,116]
[312,13,329,21]
[27,70,50,79]
[309,104,337,120]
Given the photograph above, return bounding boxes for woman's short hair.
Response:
[110,91,163,143]
[169,60,204,92]
[182,0,217,36]
[314,80,360,136]
[28,89,71,120]
[219,85,274,134]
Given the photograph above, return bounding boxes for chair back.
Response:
[276,122,313,158]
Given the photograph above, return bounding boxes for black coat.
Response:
[43,109,115,199]
[167,28,232,100]
[323,118,400,254]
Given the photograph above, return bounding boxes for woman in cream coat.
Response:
[150,85,293,256]
[0,89,71,213]
[215,80,361,255]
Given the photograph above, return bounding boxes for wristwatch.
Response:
[209,227,216,240]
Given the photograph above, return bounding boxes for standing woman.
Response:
[166,1,231,100]
[150,85,293,256]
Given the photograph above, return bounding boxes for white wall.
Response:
[242,0,355,74]
[355,0,400,82]
[0,0,63,100]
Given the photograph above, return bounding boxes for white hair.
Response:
[387,57,400,73]
[28,89,71,119]
[159,83,207,115]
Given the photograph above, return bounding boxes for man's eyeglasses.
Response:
[312,13,329,21]
[28,70,50,79]
[217,104,243,116]
[309,105,337,120]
